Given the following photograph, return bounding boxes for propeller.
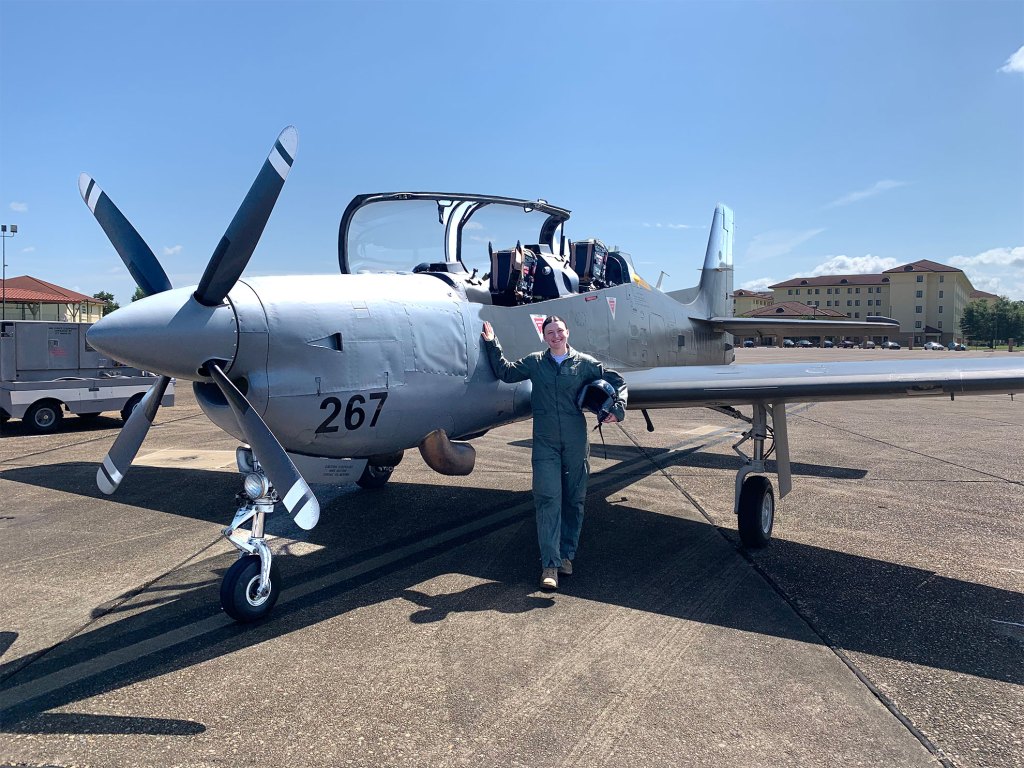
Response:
[208,362,320,530]
[97,374,171,494]
[79,174,172,297]
[82,127,313,522]
[194,127,298,306]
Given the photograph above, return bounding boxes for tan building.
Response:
[769,274,891,322]
[882,260,973,346]
[732,289,774,316]
[0,276,106,323]
[769,259,980,346]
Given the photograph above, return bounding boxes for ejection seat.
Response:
[489,242,525,306]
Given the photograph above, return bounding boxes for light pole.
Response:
[1,224,18,322]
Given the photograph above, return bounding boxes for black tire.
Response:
[737,475,774,549]
[120,394,144,424]
[24,401,64,433]
[356,463,394,489]
[220,555,281,622]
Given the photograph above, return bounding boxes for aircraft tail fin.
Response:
[668,204,734,316]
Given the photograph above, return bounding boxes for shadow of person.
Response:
[402,582,555,624]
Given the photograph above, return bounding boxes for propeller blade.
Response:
[78,174,173,297]
[193,127,298,306]
[97,375,171,494]
[208,362,319,530]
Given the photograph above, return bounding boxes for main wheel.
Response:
[356,463,394,489]
[737,475,774,548]
[121,394,144,424]
[220,555,281,622]
[24,401,64,433]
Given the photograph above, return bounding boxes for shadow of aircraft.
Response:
[1,444,1019,736]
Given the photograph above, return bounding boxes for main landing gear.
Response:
[717,402,791,549]
[220,446,280,622]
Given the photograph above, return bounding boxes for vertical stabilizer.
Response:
[697,204,734,317]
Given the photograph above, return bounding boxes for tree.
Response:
[131,286,146,302]
[92,291,120,316]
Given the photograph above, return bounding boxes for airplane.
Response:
[79,126,1024,622]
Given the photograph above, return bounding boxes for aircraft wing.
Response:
[622,357,1024,409]
[700,316,900,336]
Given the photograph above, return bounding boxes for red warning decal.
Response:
[607,297,617,319]
[530,314,546,340]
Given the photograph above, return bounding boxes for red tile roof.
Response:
[769,274,891,288]
[0,276,102,304]
[882,259,961,274]
[742,301,848,318]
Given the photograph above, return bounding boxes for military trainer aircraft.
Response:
[80,127,1024,622]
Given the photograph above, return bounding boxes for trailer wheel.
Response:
[121,394,144,424]
[24,401,64,433]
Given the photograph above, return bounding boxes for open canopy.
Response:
[338,193,572,277]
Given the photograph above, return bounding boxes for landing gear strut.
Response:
[727,402,790,549]
[221,446,280,622]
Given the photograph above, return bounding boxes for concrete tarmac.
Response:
[1,348,1021,768]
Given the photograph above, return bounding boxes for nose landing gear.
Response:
[221,447,280,622]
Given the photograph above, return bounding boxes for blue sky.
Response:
[2,0,1022,305]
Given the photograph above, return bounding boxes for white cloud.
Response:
[825,180,908,208]
[643,222,693,229]
[808,254,899,276]
[21,246,35,253]
[948,246,1024,269]
[739,277,777,292]
[162,245,183,256]
[946,246,1024,300]
[463,222,484,230]
[744,228,825,262]
[998,44,1024,74]
[9,202,27,213]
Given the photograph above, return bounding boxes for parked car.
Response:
[743,339,756,348]
[862,340,876,349]
[822,340,834,348]
[923,341,945,351]
[881,341,901,349]
[840,339,856,348]
[783,339,796,348]
[797,339,813,348]
[948,342,967,351]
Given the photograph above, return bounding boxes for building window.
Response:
[938,321,943,328]
[795,289,800,295]
[788,289,792,295]
[827,288,832,294]
[847,300,852,306]
[855,300,860,306]
[847,287,852,294]
[917,275,923,282]
[826,300,831,307]
[855,287,860,294]
[939,306,943,313]
[854,312,860,318]
[939,290,943,298]
[915,290,923,298]
[915,321,922,328]
[939,275,944,282]
[916,305,923,313]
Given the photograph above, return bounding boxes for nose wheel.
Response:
[221,554,281,622]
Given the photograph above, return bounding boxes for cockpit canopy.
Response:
[338,192,572,277]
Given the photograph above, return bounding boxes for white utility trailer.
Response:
[1,320,174,433]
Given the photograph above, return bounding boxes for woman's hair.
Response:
[542,315,566,331]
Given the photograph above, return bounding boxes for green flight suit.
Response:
[484,337,627,569]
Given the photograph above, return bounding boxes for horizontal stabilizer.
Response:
[699,315,899,336]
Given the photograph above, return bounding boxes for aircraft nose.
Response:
[87,287,238,379]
